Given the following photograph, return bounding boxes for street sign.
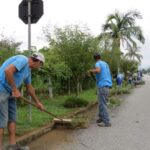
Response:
[19,0,44,24]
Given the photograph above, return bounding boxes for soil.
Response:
[28,105,98,150]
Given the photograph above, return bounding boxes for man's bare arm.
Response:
[26,84,44,110]
[89,67,100,74]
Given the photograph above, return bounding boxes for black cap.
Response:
[93,53,101,59]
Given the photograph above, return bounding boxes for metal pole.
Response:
[28,0,31,52]
[28,0,32,121]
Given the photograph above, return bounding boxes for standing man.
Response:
[88,53,112,127]
[0,52,45,150]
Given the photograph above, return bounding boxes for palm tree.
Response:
[125,46,143,62]
[99,10,145,73]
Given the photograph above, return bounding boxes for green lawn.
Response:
[16,88,97,135]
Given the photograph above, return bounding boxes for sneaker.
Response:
[96,118,102,123]
[6,144,30,150]
[97,122,111,127]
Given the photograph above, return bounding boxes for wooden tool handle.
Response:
[19,96,62,120]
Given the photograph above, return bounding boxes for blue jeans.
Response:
[0,85,17,128]
[97,87,110,124]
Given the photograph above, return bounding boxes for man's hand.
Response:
[12,88,21,98]
[87,69,94,75]
[36,101,45,111]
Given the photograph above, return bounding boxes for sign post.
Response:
[28,0,32,121]
[19,0,44,121]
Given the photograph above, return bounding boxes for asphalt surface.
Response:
[29,75,150,150]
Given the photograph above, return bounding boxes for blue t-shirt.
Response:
[116,73,123,85]
[95,60,112,88]
[0,55,31,92]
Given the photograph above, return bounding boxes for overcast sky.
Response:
[0,0,149,69]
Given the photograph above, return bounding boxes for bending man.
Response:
[0,52,45,150]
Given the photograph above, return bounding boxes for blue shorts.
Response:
[0,87,17,128]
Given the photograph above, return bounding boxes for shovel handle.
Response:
[19,96,63,120]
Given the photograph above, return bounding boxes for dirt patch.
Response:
[29,129,73,150]
[28,105,98,150]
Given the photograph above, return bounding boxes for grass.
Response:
[64,97,89,108]
[15,88,97,135]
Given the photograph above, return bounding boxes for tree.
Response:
[120,58,139,79]
[125,46,143,62]
[0,34,21,64]
[43,25,98,96]
[100,10,145,74]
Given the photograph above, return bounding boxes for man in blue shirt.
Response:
[0,52,45,150]
[89,53,112,127]
[116,73,124,87]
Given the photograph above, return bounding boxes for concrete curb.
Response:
[16,101,98,146]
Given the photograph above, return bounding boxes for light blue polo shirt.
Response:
[95,60,112,88]
[0,55,31,93]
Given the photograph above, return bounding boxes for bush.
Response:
[108,97,122,108]
[64,97,89,108]
[110,85,131,95]
[136,80,145,85]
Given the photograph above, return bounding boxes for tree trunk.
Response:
[76,78,80,96]
[68,78,71,95]
[21,86,24,97]
[112,38,121,74]
[79,82,83,92]
[48,77,53,98]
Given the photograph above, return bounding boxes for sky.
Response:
[0,0,150,69]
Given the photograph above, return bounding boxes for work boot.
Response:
[97,122,111,127]
[96,118,102,123]
[6,144,30,150]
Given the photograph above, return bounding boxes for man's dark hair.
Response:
[93,53,101,60]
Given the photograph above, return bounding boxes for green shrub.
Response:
[64,97,89,108]
[110,85,131,95]
[121,87,130,94]
[136,80,145,85]
[109,97,122,108]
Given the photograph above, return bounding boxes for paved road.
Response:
[29,75,150,150]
